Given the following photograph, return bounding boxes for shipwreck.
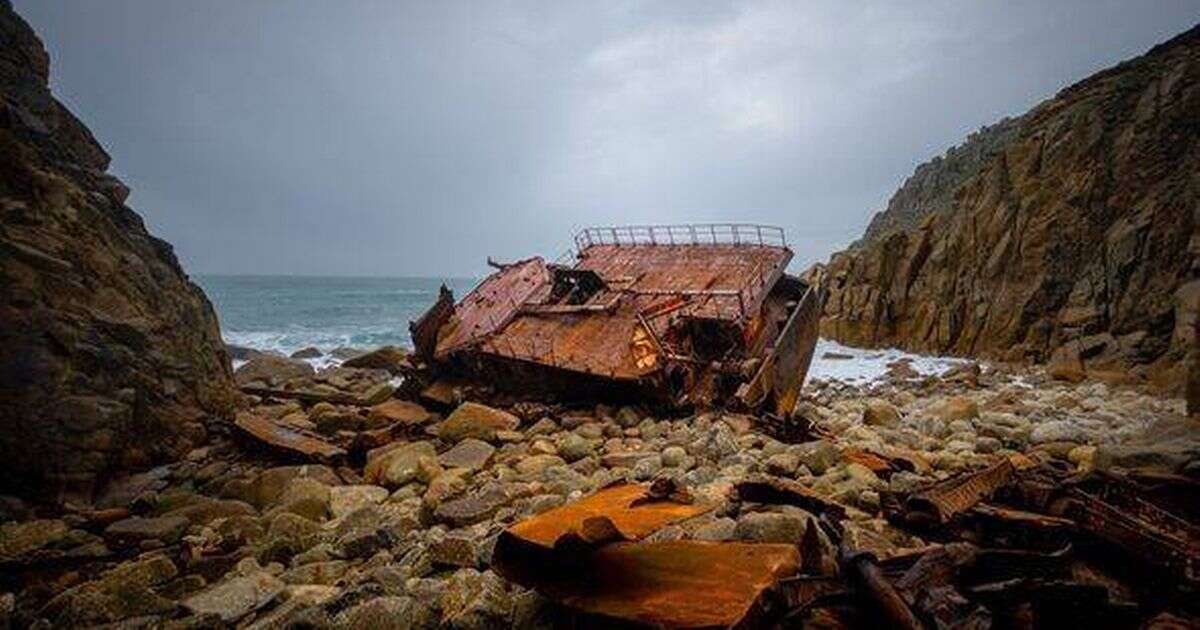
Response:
[410,224,823,415]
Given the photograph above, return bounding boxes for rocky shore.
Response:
[1,346,1194,628]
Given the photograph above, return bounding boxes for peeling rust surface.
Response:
[434,256,551,358]
[549,540,800,629]
[233,411,346,463]
[507,483,712,548]
[492,482,800,627]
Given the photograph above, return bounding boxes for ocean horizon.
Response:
[196,274,479,358]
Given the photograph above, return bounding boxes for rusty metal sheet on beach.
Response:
[904,458,1014,527]
[234,411,346,463]
[551,540,800,628]
[492,482,799,627]
[735,475,849,521]
[507,483,712,548]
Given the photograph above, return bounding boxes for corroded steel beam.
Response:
[904,458,1015,528]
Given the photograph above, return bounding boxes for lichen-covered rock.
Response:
[0,4,235,496]
[813,27,1200,390]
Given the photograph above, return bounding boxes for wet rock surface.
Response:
[0,2,235,497]
[813,25,1200,393]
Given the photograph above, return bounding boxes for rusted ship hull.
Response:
[411,224,823,412]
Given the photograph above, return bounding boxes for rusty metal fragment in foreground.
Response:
[234,411,346,463]
[411,224,823,415]
[493,483,801,628]
[903,458,1015,528]
[1051,472,1200,589]
[734,475,849,521]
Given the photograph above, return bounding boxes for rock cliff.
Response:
[814,25,1200,387]
[0,2,235,496]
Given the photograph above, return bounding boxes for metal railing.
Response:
[573,223,787,251]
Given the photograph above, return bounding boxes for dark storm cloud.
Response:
[14,1,1200,276]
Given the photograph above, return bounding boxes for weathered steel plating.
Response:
[412,224,822,412]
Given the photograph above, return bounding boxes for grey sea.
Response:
[196,275,477,359]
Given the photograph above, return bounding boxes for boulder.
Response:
[556,433,594,463]
[41,553,178,625]
[862,399,901,426]
[733,512,809,544]
[274,477,332,521]
[364,440,438,487]
[0,519,71,561]
[329,485,389,519]
[929,397,979,423]
[235,355,315,387]
[434,487,509,526]
[337,596,436,629]
[437,403,520,443]
[438,438,496,471]
[182,571,286,623]
[342,345,409,374]
[368,399,433,426]
[290,347,323,359]
[104,515,190,547]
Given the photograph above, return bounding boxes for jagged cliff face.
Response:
[0,3,235,496]
[855,117,1023,247]
[815,26,1200,383]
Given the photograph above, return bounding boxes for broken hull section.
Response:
[410,224,823,412]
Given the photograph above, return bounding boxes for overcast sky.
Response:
[14,1,1199,277]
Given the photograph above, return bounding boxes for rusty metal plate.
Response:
[550,540,800,628]
[434,257,551,358]
[234,411,346,463]
[738,285,822,416]
[493,483,800,627]
[508,483,712,548]
[576,243,791,322]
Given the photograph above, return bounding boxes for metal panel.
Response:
[739,284,824,416]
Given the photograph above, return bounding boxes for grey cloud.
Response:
[15,0,1200,276]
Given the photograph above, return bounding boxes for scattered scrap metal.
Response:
[494,456,1200,628]
[411,224,823,416]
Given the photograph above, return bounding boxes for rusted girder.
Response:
[903,458,1015,528]
[734,475,849,522]
[1051,473,1200,589]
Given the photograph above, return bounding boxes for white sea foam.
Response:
[806,338,966,384]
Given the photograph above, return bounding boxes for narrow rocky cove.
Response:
[1,2,1198,629]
